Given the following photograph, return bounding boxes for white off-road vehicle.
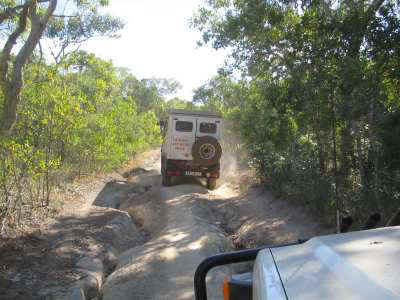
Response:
[194,226,400,300]
[161,109,223,189]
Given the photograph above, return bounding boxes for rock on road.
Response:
[102,151,231,300]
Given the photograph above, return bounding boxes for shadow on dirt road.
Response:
[94,156,231,300]
[0,149,329,300]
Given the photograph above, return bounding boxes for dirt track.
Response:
[0,149,329,300]
[101,152,231,300]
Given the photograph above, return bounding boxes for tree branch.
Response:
[54,39,69,64]
[1,0,58,135]
[0,4,29,85]
[38,40,44,63]
[365,0,385,25]
[52,14,79,18]
[0,0,51,24]
[12,0,58,89]
[0,4,26,25]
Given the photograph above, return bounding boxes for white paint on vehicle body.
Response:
[259,226,400,300]
[163,111,222,161]
[253,249,287,300]
[168,115,196,160]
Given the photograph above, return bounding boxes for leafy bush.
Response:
[0,53,163,232]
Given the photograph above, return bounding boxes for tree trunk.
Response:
[354,120,368,195]
[387,208,400,227]
[0,0,58,136]
[339,121,353,186]
[1,79,23,134]
[331,98,341,233]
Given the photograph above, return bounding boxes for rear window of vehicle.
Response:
[199,122,217,134]
[175,121,193,132]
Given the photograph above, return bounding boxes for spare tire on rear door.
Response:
[192,135,222,166]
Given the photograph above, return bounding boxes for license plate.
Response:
[185,171,202,177]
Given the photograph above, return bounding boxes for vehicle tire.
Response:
[192,136,222,166]
[162,171,172,186]
[161,157,172,186]
[207,178,217,190]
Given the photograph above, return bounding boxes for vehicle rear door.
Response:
[169,115,195,160]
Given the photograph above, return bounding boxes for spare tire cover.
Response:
[192,136,222,166]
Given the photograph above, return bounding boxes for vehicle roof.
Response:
[168,109,222,118]
[264,226,400,299]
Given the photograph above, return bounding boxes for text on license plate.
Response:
[185,171,202,176]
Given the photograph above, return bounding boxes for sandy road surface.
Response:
[102,150,328,300]
[102,151,231,300]
[0,149,328,300]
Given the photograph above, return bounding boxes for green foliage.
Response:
[193,0,400,226]
[0,51,166,231]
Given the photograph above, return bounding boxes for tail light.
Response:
[221,274,252,300]
[210,171,219,178]
[223,278,230,300]
[167,171,181,176]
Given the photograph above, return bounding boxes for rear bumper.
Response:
[165,159,220,178]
